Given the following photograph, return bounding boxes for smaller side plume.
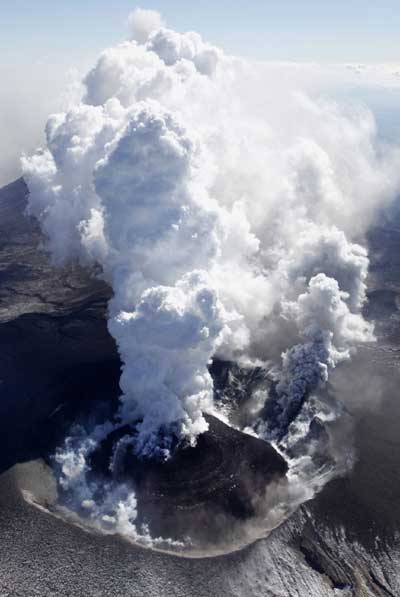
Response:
[261,272,374,439]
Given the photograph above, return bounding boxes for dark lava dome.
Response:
[91,415,288,543]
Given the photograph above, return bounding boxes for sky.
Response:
[2,1,400,64]
[1,1,400,186]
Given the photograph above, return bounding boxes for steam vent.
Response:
[0,178,287,547]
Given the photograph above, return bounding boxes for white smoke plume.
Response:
[259,270,374,438]
[21,8,400,541]
[53,420,183,547]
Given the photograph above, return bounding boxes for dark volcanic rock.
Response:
[90,414,287,542]
[0,178,117,473]
[0,178,112,321]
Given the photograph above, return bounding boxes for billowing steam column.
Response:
[24,101,228,458]
[93,107,227,458]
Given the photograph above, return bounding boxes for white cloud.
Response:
[127,8,164,44]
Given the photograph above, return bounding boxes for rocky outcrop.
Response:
[0,178,117,473]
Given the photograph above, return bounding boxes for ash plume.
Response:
[21,8,400,543]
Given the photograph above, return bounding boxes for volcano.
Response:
[1,177,400,595]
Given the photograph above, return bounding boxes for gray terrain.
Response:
[0,177,399,595]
